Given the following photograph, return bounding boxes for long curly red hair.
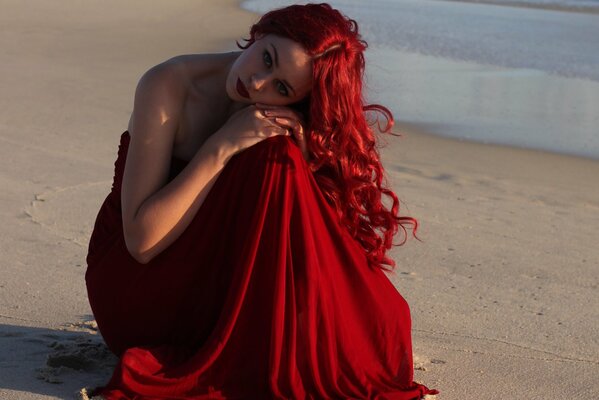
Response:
[239,3,418,271]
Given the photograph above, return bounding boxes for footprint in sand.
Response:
[413,354,447,372]
[26,181,110,247]
[35,322,117,385]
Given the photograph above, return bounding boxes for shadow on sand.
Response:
[0,317,116,399]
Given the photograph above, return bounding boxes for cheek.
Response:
[238,49,257,69]
[230,52,249,76]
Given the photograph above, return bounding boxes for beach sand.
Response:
[0,0,597,398]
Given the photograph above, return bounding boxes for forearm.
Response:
[126,139,229,264]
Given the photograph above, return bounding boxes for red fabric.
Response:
[85,131,438,399]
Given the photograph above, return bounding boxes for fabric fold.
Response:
[85,131,438,399]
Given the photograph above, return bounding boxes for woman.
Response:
[85,3,438,399]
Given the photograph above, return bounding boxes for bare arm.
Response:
[122,60,292,264]
[121,60,229,264]
[123,142,228,265]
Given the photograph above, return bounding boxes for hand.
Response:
[206,105,291,160]
[255,103,310,163]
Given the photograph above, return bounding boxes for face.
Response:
[226,34,313,106]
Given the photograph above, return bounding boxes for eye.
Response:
[263,50,272,67]
[277,81,289,97]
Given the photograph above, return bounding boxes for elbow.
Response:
[125,241,152,265]
[130,248,153,265]
[123,232,154,265]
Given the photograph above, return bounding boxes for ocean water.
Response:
[241,0,599,160]
[445,0,599,12]
[443,0,599,12]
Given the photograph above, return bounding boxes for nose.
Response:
[249,73,267,91]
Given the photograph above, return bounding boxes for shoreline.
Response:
[389,121,599,202]
[394,121,599,165]
[433,0,599,15]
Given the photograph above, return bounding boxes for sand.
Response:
[0,0,597,398]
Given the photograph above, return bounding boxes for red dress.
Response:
[85,131,438,399]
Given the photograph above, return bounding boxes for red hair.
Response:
[239,3,418,272]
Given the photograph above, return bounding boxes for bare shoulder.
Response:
[171,52,240,82]
[122,57,190,238]
[139,51,238,85]
[126,57,185,133]
[122,53,236,211]
[127,53,237,133]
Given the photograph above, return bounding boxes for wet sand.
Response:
[436,0,599,15]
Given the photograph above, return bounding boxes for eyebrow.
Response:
[270,43,297,96]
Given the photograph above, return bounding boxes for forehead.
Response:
[259,34,313,94]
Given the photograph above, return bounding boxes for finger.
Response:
[252,107,268,118]
[274,117,304,136]
[265,123,291,136]
[258,107,291,116]
[275,118,309,157]
[250,104,269,116]
[263,121,293,140]
[258,105,303,121]
[262,109,300,121]
[272,117,293,129]
[264,116,288,128]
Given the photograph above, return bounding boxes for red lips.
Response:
[236,78,250,99]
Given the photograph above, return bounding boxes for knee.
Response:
[238,135,306,171]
